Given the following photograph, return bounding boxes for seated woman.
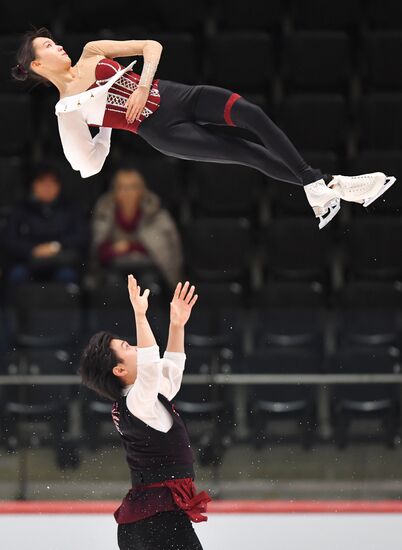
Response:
[91,165,183,290]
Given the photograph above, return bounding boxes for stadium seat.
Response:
[11,282,83,348]
[188,163,264,220]
[190,281,245,308]
[244,348,321,449]
[362,32,402,92]
[282,32,352,93]
[1,348,72,458]
[153,0,206,33]
[358,93,402,150]
[367,0,402,29]
[0,3,56,34]
[79,386,120,452]
[329,347,401,448]
[261,217,333,283]
[214,0,284,32]
[205,32,274,92]
[87,282,167,344]
[344,218,402,280]
[0,94,33,155]
[0,36,25,92]
[278,94,347,153]
[291,0,361,30]
[0,156,25,216]
[174,348,231,467]
[184,217,253,283]
[185,301,245,352]
[335,281,402,347]
[61,0,145,32]
[249,281,327,350]
[143,32,199,84]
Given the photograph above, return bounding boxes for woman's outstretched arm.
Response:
[82,39,162,62]
[83,39,162,122]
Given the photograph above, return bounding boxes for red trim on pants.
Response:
[224,93,241,126]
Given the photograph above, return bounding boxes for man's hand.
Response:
[128,274,149,316]
[125,87,149,123]
[32,242,61,258]
[170,281,198,327]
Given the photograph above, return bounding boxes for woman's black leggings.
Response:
[117,510,203,550]
[137,79,325,186]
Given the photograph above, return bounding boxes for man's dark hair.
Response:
[78,331,124,401]
[31,161,63,185]
[11,26,54,87]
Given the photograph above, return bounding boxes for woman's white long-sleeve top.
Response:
[54,60,137,178]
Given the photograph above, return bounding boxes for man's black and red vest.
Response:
[111,392,211,524]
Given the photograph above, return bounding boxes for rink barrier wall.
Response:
[1,500,402,514]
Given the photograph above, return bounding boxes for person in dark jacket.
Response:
[4,163,88,283]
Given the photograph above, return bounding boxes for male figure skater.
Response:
[80,275,210,549]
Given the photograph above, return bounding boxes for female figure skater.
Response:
[12,28,395,228]
[80,275,209,550]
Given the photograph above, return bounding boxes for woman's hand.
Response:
[170,281,198,327]
[127,274,150,316]
[113,240,131,254]
[125,87,149,123]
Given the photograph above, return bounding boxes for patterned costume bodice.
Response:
[87,57,161,134]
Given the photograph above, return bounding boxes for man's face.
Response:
[32,174,61,203]
[110,339,138,385]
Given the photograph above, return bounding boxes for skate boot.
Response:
[327,172,396,207]
[304,178,341,229]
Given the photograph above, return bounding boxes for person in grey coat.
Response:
[91,166,183,289]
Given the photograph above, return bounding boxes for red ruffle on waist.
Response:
[114,477,211,525]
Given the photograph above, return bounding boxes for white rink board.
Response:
[1,513,402,550]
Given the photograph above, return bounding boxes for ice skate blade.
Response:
[316,199,341,230]
[362,176,396,207]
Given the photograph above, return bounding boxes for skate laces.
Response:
[333,174,378,191]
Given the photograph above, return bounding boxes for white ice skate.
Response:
[327,172,396,207]
[304,178,341,229]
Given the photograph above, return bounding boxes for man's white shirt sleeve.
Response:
[160,351,186,401]
[125,344,185,433]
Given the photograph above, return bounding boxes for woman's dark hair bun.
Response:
[11,63,29,81]
[11,26,54,87]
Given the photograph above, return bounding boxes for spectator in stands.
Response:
[91,166,183,290]
[4,163,88,283]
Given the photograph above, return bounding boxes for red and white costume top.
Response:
[54,58,161,178]
[86,57,161,133]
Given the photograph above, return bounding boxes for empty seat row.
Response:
[6,29,402,94]
[2,279,402,355]
[3,0,402,35]
[2,151,402,223]
[2,216,402,289]
[1,345,399,454]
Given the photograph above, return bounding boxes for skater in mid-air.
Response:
[80,275,210,549]
[12,27,396,228]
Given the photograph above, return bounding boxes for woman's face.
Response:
[31,36,71,74]
[113,170,144,207]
